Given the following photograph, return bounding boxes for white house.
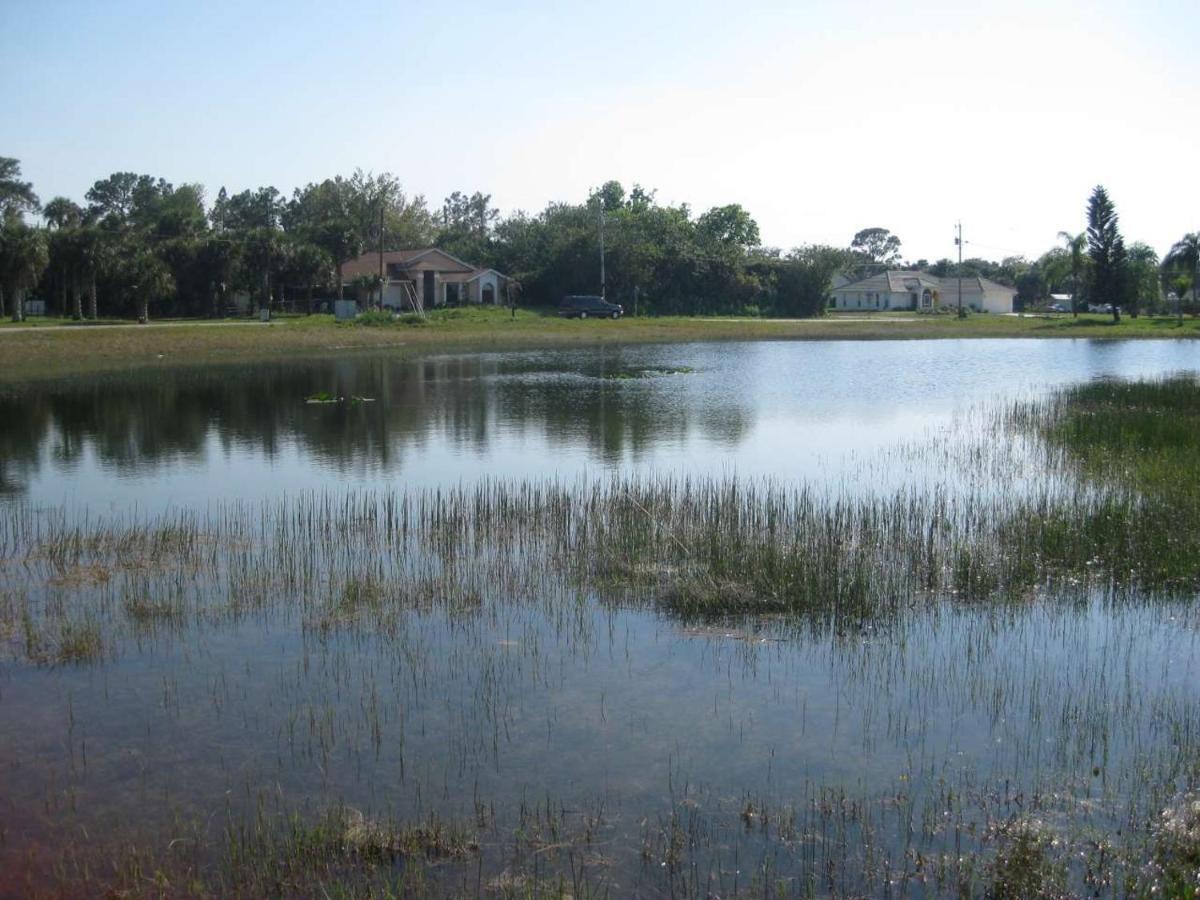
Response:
[341,248,509,311]
[830,270,1016,314]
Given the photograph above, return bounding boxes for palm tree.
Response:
[1164,233,1200,323]
[43,198,88,318]
[78,226,107,320]
[199,237,237,318]
[47,227,76,318]
[42,196,83,229]
[0,223,50,322]
[130,250,174,323]
[1037,248,1071,296]
[1057,231,1087,317]
[241,227,280,315]
[352,272,378,309]
[283,240,332,314]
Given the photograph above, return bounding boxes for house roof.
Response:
[833,270,1016,296]
[341,249,425,280]
[834,270,941,293]
[340,248,484,281]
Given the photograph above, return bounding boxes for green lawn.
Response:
[1,307,1198,383]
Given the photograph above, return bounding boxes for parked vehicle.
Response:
[559,295,624,319]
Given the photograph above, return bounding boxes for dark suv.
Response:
[558,295,624,319]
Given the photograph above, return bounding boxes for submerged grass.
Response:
[3,375,1200,896]
[4,378,1200,650]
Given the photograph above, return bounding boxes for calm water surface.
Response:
[2,338,1200,895]
[4,338,1200,510]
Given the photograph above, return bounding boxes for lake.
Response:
[5,338,1200,510]
[2,338,1199,897]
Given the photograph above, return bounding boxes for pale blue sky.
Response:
[3,0,1196,261]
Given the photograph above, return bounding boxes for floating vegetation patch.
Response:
[601,365,696,380]
[305,392,376,404]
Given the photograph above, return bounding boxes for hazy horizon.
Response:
[3,0,1196,262]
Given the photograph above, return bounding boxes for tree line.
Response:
[0,159,850,321]
[1,158,1197,322]
[1018,186,1197,321]
[845,191,1198,320]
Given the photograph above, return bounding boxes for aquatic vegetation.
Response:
[987,818,1069,899]
[2,374,1200,896]
[1147,792,1200,896]
[601,365,696,379]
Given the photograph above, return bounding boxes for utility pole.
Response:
[955,221,964,318]
[598,207,606,300]
[377,203,385,310]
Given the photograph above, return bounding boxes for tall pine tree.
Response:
[1085,185,1130,322]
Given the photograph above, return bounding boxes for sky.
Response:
[2,0,1197,263]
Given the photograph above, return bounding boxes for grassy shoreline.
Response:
[2,307,1199,383]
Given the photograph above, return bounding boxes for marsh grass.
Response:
[6,373,1200,657]
[1005,374,1200,591]
[987,818,1070,899]
[20,611,107,665]
[1149,792,1200,895]
[4,375,1200,896]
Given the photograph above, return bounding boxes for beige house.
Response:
[830,270,1016,314]
[341,248,508,311]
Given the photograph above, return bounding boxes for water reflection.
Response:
[3,338,1200,508]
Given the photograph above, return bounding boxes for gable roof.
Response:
[340,248,478,281]
[396,248,477,271]
[466,268,505,282]
[834,270,941,293]
[833,270,1016,296]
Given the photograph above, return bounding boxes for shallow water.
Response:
[4,338,1200,511]
[2,338,1200,895]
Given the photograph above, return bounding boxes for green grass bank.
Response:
[2,306,1199,383]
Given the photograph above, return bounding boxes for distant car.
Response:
[1048,303,1068,312]
[559,295,624,319]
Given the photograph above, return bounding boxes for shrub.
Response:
[354,310,395,327]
